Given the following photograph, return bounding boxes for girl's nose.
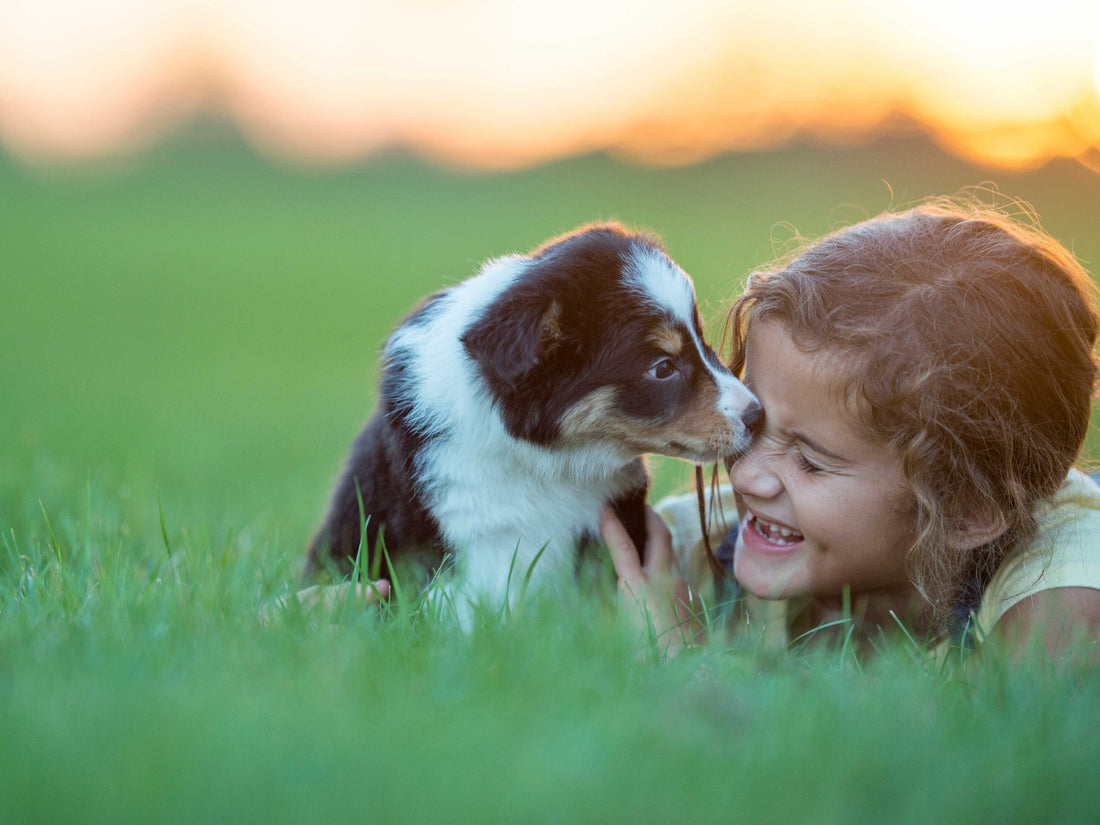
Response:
[728,442,783,500]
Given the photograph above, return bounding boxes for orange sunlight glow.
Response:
[0,0,1098,171]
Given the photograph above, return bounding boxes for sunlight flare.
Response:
[0,0,1098,170]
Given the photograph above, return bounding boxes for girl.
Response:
[602,196,1100,661]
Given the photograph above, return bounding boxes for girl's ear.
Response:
[947,508,1010,552]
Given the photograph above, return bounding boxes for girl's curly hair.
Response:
[724,194,1099,635]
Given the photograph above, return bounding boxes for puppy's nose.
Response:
[741,400,763,432]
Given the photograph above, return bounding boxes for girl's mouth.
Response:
[743,512,805,553]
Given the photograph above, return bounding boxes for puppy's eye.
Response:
[647,358,678,380]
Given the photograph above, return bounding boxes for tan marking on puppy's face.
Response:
[646,323,683,357]
[559,381,744,463]
[560,388,622,443]
[651,378,743,461]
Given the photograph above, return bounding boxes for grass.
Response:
[3,525,1098,825]
[2,129,1099,823]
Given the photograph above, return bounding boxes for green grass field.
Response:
[2,130,1099,824]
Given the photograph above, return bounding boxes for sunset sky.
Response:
[0,0,1098,170]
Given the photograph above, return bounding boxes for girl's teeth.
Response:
[750,515,802,544]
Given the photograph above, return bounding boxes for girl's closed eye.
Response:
[795,450,825,475]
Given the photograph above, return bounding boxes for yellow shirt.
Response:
[972,469,1100,639]
[654,470,1100,648]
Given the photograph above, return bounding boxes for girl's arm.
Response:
[996,586,1100,664]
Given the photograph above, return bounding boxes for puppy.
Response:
[305,223,760,617]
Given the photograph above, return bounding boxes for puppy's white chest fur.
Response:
[425,417,643,607]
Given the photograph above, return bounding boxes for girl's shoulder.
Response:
[654,485,737,590]
[974,469,1100,636]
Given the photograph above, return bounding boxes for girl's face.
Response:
[727,319,917,605]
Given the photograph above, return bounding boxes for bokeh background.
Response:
[4,6,1100,824]
[4,0,1100,559]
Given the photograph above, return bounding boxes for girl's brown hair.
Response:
[725,195,1100,635]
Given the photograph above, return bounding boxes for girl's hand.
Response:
[599,504,702,656]
[294,580,391,610]
[259,580,391,624]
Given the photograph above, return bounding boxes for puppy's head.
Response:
[461,223,760,464]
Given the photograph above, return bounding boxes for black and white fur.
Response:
[305,223,760,617]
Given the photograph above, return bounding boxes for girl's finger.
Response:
[599,504,644,585]
[356,579,391,604]
[641,506,674,574]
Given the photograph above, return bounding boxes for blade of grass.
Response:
[887,609,921,649]
[352,480,369,586]
[516,542,548,610]
[789,617,854,647]
[839,621,856,665]
[83,475,92,565]
[156,489,182,585]
[3,526,21,568]
[39,501,64,567]
[376,532,406,608]
[502,542,522,620]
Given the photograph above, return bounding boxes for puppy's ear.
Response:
[462,292,564,386]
